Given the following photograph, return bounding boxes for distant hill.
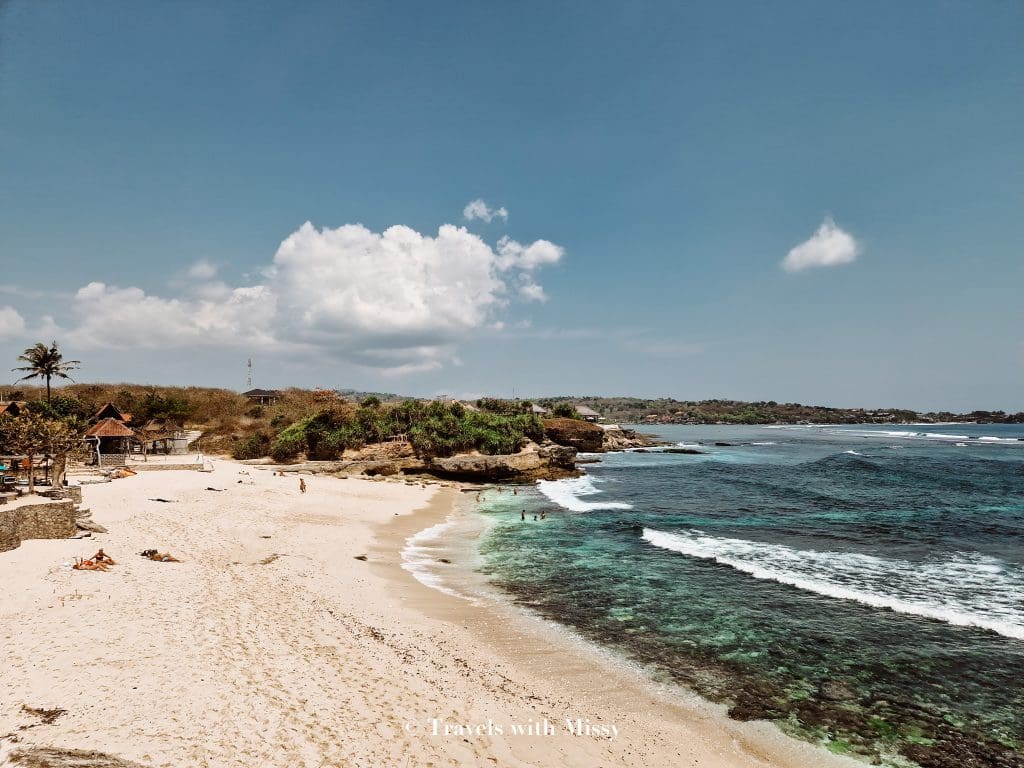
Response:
[531,397,1024,425]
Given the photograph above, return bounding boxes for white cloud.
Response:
[50,219,564,374]
[782,217,861,272]
[187,259,218,280]
[0,306,26,339]
[66,282,277,351]
[463,199,509,223]
[518,281,547,302]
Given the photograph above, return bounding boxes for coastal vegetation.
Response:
[243,399,545,462]
[2,365,1020,467]
[538,397,1024,425]
[12,341,80,403]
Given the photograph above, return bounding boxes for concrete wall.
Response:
[0,500,77,553]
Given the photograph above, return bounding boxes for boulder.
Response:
[543,418,605,452]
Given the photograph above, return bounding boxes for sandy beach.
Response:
[0,461,857,767]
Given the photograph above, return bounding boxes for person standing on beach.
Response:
[299,478,307,494]
[521,510,525,521]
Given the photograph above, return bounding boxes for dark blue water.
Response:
[475,424,1024,767]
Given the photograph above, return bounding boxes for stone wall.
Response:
[39,486,83,504]
[0,500,77,553]
[0,509,17,552]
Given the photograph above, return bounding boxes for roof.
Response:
[84,418,135,438]
[575,405,601,417]
[243,389,279,397]
[531,404,550,414]
[95,402,127,421]
[0,402,23,417]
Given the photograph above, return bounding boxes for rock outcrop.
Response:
[269,443,579,483]
[601,426,652,451]
[542,418,605,452]
[426,444,578,481]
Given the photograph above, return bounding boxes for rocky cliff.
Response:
[542,418,605,452]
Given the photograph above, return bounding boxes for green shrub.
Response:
[269,433,304,462]
[232,434,270,460]
[551,402,581,419]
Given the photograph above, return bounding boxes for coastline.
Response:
[0,460,859,767]
[374,484,862,768]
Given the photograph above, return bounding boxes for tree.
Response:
[551,402,581,419]
[0,412,82,494]
[13,341,81,403]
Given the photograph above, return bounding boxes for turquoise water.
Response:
[475,424,1024,767]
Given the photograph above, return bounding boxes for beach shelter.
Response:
[84,418,135,465]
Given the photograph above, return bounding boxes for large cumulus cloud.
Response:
[58,219,564,373]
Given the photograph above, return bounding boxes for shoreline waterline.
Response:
[380,482,863,768]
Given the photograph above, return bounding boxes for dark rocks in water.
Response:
[663,448,704,455]
[714,442,735,447]
[818,679,858,701]
[633,449,650,453]
[727,681,785,721]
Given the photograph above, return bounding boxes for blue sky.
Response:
[0,1,1021,411]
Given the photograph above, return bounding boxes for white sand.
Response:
[0,461,857,767]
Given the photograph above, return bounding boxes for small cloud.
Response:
[463,199,509,223]
[518,281,547,302]
[782,217,861,272]
[0,306,26,339]
[187,260,218,280]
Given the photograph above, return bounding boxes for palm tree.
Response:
[13,341,81,403]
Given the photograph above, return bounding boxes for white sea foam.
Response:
[537,475,633,512]
[401,516,466,600]
[749,441,777,445]
[829,428,1022,445]
[843,450,865,456]
[642,528,1024,640]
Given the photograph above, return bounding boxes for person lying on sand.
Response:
[73,557,109,571]
[139,549,181,563]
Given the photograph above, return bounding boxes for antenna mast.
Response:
[246,358,253,389]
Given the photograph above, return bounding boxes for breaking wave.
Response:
[642,528,1024,640]
[537,475,633,512]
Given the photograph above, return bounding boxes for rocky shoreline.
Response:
[250,420,659,483]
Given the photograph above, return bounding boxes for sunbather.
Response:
[139,549,180,562]
[92,548,115,565]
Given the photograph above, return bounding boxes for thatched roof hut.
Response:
[85,418,135,438]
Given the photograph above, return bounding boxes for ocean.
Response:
[407,424,1024,768]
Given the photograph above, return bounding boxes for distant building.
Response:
[531,404,551,416]
[575,405,602,422]
[243,388,280,405]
